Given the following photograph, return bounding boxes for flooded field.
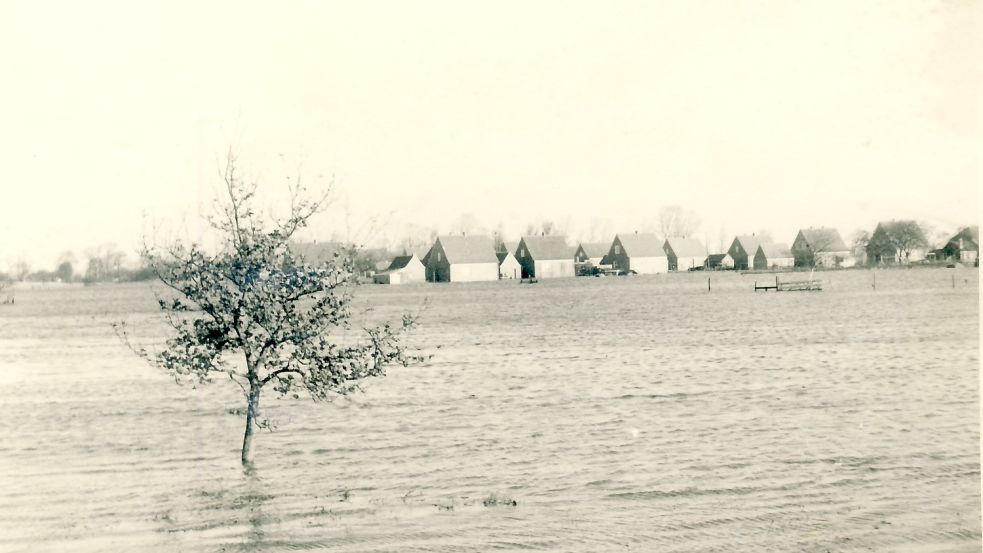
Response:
[0,267,979,552]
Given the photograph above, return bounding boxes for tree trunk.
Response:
[241,381,261,466]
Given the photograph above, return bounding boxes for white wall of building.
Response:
[629,256,668,274]
[450,263,499,282]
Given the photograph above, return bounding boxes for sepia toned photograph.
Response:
[1,2,979,551]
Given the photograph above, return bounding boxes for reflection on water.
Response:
[0,268,978,552]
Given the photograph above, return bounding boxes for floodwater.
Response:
[0,268,978,552]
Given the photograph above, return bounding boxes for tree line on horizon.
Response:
[0,209,964,285]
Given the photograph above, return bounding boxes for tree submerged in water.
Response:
[117,155,428,465]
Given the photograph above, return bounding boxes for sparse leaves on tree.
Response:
[116,152,429,465]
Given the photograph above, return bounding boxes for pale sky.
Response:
[2,1,980,269]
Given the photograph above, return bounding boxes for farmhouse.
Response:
[373,253,425,284]
[753,242,794,270]
[727,235,764,270]
[515,235,576,278]
[940,226,979,264]
[422,235,500,282]
[791,227,851,268]
[866,221,927,265]
[705,253,734,270]
[663,237,706,272]
[496,249,521,279]
[575,242,611,266]
[607,233,668,274]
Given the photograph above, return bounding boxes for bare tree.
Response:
[656,205,700,239]
[850,230,870,254]
[116,153,428,466]
[866,221,928,264]
[796,229,848,268]
[586,217,614,243]
[13,259,31,282]
[396,224,435,256]
[920,221,950,251]
[524,220,561,237]
[889,222,928,262]
[451,212,485,236]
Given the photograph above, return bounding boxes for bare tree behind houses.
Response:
[797,229,847,268]
[656,205,700,239]
[850,230,871,265]
[889,221,929,262]
[116,154,428,465]
[525,220,561,237]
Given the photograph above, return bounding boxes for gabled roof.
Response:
[385,254,420,271]
[797,227,848,252]
[757,242,792,259]
[664,237,706,258]
[706,253,731,263]
[950,226,979,249]
[577,242,611,258]
[520,235,574,260]
[434,235,499,264]
[616,233,666,257]
[496,250,517,264]
[731,235,764,257]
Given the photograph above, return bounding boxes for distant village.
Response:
[294,222,980,285]
[2,220,977,287]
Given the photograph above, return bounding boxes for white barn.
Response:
[754,243,795,270]
[663,237,706,272]
[497,250,521,279]
[373,253,426,284]
[516,235,576,279]
[423,235,500,282]
[607,233,668,274]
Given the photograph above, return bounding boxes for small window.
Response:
[436,252,441,262]
[614,245,621,255]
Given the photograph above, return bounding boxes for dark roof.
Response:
[797,227,848,252]
[706,253,729,263]
[520,235,574,260]
[946,225,980,250]
[952,226,980,247]
[435,235,499,264]
[577,242,611,258]
[385,254,420,271]
[757,242,792,259]
[664,237,706,258]
[616,233,665,257]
